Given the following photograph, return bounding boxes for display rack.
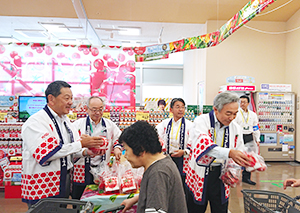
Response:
[256,92,295,161]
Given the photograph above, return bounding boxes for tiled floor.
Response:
[1,162,300,213]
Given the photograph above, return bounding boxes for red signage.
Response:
[227,85,256,91]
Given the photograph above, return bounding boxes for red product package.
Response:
[219,159,241,187]
[245,151,267,172]
[104,176,119,194]
[120,173,137,194]
[89,136,109,155]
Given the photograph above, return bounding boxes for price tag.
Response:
[67,113,77,121]
[0,113,7,121]
[103,112,110,119]
[136,112,150,121]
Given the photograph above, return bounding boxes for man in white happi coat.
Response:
[71,96,122,199]
[21,81,103,208]
[235,95,260,185]
[156,98,194,200]
[184,92,251,213]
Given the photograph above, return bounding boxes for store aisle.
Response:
[1,162,300,213]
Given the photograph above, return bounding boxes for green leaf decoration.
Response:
[88,184,99,191]
[127,193,134,199]
[109,194,118,202]
[93,205,102,212]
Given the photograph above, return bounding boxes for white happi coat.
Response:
[72,117,121,184]
[21,108,82,204]
[184,111,245,205]
[156,117,194,154]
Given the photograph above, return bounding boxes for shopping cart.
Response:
[242,189,300,213]
[26,198,94,213]
[103,205,125,213]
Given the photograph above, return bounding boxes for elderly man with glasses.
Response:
[71,96,122,199]
[156,98,194,201]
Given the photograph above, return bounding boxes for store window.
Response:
[136,52,183,106]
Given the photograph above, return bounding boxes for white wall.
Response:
[286,9,300,161]
[183,20,287,105]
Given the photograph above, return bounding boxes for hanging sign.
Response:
[134,0,276,62]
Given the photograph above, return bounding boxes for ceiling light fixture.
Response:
[0,36,20,43]
[39,22,70,33]
[118,26,141,36]
[14,29,47,38]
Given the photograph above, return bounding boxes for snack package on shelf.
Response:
[119,161,137,194]
[220,159,242,187]
[245,151,267,172]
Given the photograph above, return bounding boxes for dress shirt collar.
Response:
[213,111,228,129]
[172,117,182,124]
[48,106,67,123]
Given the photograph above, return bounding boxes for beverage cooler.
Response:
[255,92,296,161]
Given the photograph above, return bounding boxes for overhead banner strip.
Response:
[134,0,276,62]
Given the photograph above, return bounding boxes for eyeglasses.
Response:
[88,107,104,113]
[174,106,186,110]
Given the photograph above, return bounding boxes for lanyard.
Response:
[166,118,185,154]
[209,110,229,148]
[170,119,182,140]
[240,109,249,124]
[85,116,106,136]
[213,128,225,147]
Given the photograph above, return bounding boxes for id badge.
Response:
[169,139,179,154]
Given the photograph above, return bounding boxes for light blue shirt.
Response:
[207,113,230,161]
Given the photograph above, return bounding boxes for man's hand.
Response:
[283,179,300,189]
[171,150,184,157]
[114,147,122,161]
[121,196,139,213]
[229,149,251,167]
[80,134,104,148]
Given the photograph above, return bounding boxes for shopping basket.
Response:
[103,205,125,213]
[26,198,94,213]
[242,189,300,213]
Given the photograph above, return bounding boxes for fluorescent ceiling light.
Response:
[118,27,141,36]
[0,36,19,43]
[39,22,70,33]
[14,29,47,38]
[122,41,141,47]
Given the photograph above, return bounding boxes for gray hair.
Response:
[213,92,239,112]
[87,96,104,108]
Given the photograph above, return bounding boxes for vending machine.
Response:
[255,92,296,161]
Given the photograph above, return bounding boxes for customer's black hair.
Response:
[170,98,185,108]
[157,99,166,107]
[240,95,250,103]
[45,80,71,103]
[119,121,162,156]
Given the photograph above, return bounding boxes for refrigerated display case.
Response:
[255,92,295,161]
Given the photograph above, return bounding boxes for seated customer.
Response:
[119,121,187,213]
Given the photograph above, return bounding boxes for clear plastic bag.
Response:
[245,151,267,172]
[119,161,137,194]
[220,159,242,187]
